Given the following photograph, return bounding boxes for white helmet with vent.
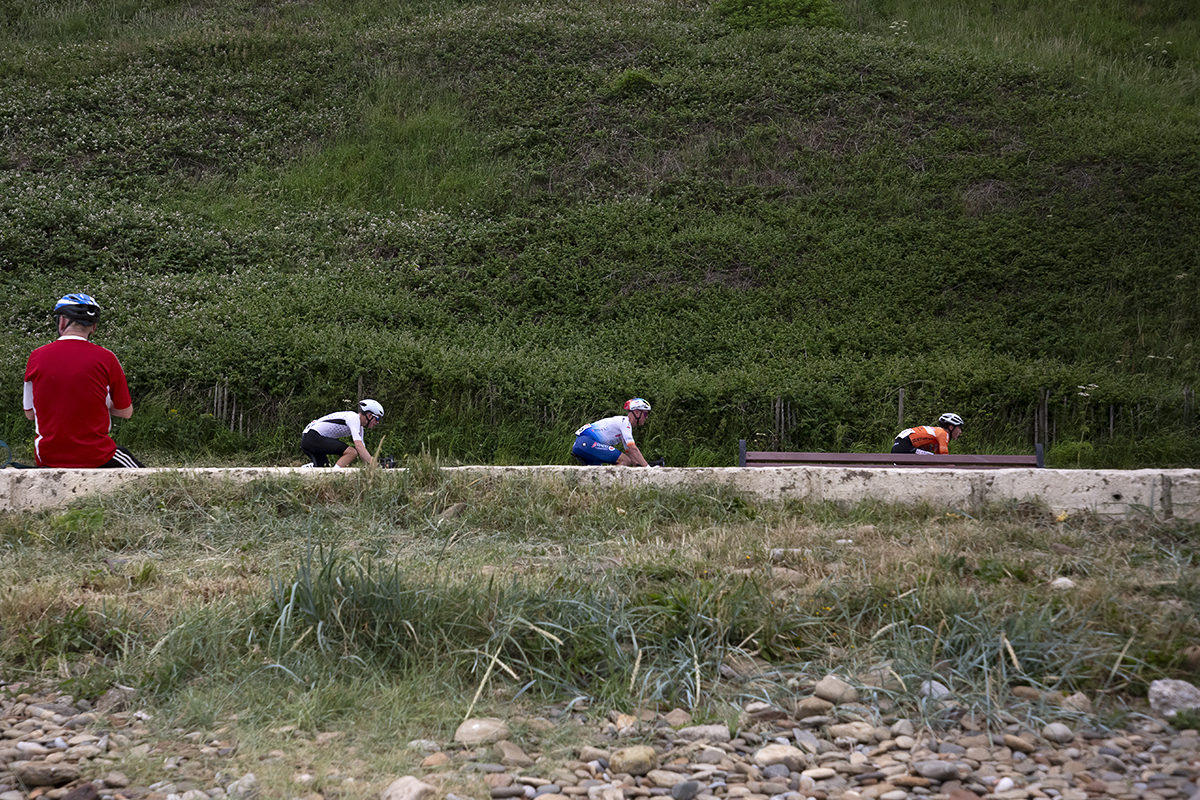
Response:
[359,399,384,420]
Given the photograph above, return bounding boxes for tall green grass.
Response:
[269,78,512,213]
[2,470,1196,729]
[841,0,1200,103]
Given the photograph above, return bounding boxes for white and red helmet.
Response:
[624,398,651,412]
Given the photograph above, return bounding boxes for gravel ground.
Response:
[3,680,1199,800]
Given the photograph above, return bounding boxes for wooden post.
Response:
[1037,388,1049,450]
[774,396,783,446]
[1035,388,1041,450]
[898,388,904,428]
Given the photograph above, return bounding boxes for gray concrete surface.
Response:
[2,465,1196,519]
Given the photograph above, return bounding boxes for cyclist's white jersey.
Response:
[576,415,635,448]
[303,411,364,442]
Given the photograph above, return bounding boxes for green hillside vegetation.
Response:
[2,0,1197,467]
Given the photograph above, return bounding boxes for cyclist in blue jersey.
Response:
[571,398,652,466]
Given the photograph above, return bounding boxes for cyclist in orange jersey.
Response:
[892,413,964,455]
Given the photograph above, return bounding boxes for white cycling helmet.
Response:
[624,398,652,412]
[938,412,964,428]
[359,399,384,420]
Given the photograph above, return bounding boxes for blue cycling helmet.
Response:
[54,293,102,324]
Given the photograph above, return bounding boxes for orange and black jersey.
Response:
[892,425,951,455]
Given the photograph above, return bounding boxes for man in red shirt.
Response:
[23,293,144,468]
[892,413,964,455]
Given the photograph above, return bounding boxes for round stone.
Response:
[671,781,703,800]
[610,745,658,776]
[1043,722,1075,744]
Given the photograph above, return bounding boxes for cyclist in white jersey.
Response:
[300,399,384,467]
[571,398,651,466]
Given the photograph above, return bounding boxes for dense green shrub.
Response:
[712,0,844,31]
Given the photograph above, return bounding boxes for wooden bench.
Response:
[738,440,1044,469]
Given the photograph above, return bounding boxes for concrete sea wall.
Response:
[2,465,1196,520]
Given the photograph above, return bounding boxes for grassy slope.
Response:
[1,0,1197,466]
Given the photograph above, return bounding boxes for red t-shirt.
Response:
[23,337,133,468]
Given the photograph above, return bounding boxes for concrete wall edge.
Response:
[1,465,1197,520]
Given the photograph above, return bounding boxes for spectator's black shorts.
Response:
[301,430,351,467]
[98,445,145,468]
